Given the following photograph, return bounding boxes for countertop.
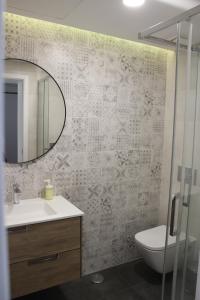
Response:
[5,195,84,228]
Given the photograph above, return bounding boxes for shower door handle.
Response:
[170,194,177,236]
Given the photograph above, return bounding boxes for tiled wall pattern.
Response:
[4,13,170,274]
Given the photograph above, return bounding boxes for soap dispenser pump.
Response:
[44,179,54,200]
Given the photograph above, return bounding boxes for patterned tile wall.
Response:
[4,13,170,274]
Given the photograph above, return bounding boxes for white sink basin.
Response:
[5,199,56,226]
[5,196,84,228]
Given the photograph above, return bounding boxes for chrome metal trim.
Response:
[170,195,177,236]
[139,4,200,39]
[161,22,181,300]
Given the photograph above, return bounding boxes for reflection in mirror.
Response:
[4,59,66,164]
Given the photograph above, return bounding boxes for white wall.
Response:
[159,51,176,224]
[0,1,10,299]
[48,79,65,144]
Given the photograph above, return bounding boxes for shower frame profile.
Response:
[138,4,200,51]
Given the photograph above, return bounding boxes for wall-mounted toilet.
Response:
[135,225,195,274]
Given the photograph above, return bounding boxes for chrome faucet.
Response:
[13,183,21,204]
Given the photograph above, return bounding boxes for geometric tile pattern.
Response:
[4,13,170,274]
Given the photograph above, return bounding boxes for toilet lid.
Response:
[135,225,186,251]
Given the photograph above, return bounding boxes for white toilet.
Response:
[135,225,194,274]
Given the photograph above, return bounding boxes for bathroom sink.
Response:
[5,196,84,228]
[5,199,57,226]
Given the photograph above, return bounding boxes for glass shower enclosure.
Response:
[139,5,200,300]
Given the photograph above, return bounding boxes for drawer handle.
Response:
[28,254,59,265]
[8,226,28,234]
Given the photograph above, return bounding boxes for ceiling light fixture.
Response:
[123,0,146,7]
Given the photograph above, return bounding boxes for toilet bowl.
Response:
[135,225,195,274]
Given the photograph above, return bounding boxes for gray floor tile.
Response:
[15,259,194,300]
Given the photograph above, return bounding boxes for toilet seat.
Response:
[135,225,186,251]
[135,225,196,273]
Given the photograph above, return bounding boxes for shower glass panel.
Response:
[162,16,200,300]
[139,5,200,300]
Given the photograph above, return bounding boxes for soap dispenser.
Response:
[44,179,54,200]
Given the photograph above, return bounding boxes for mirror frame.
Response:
[4,57,66,164]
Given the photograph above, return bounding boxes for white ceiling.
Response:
[5,0,200,41]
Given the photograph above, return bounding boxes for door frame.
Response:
[0,0,10,298]
[4,73,29,162]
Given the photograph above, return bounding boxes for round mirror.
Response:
[4,58,66,164]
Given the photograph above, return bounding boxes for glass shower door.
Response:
[37,77,50,156]
[163,18,200,300]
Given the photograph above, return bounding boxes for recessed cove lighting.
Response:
[123,0,145,7]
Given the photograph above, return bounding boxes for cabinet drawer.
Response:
[10,249,80,298]
[8,217,81,263]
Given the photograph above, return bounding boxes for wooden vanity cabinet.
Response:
[8,217,81,298]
